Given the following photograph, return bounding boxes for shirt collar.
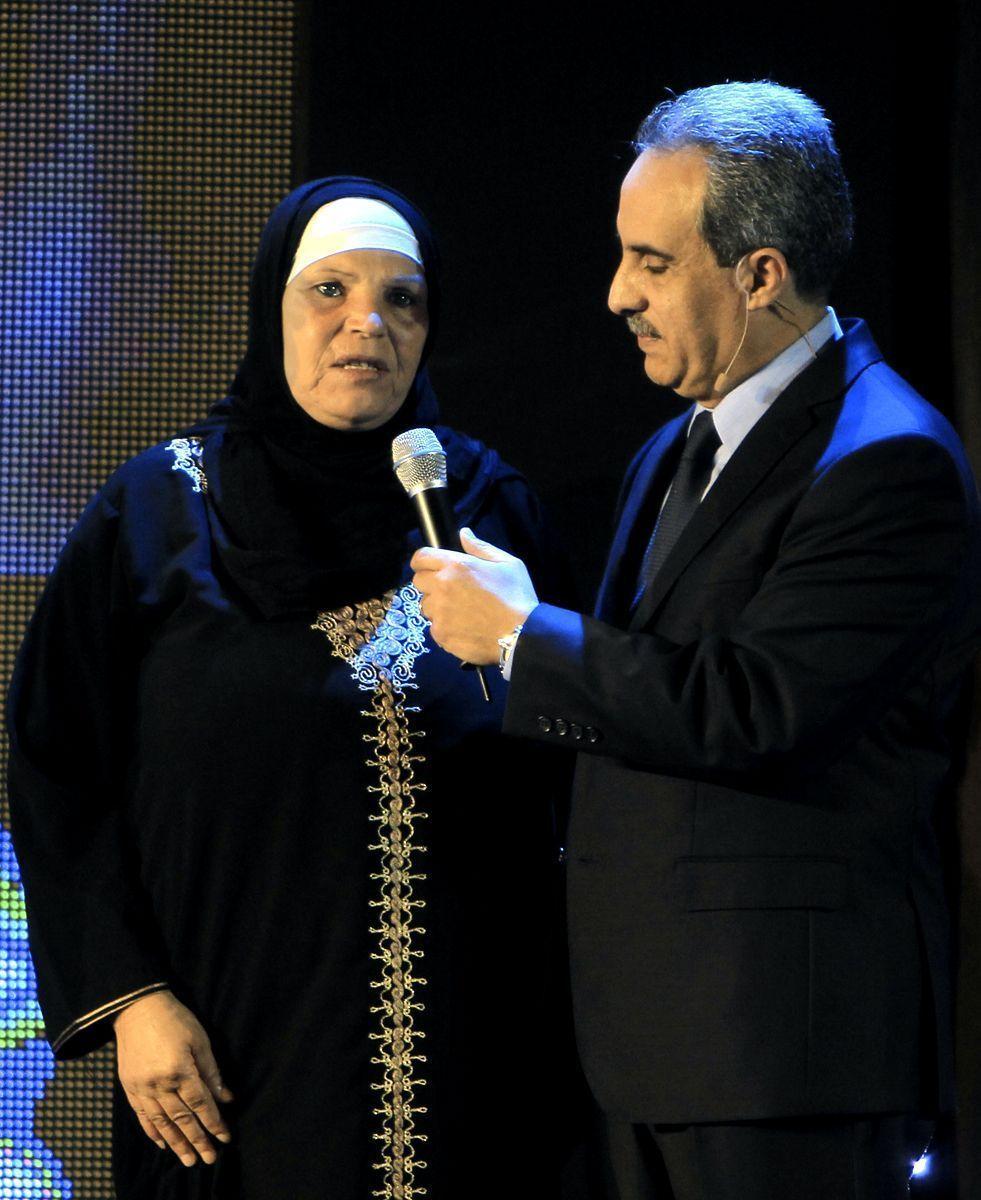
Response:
[698,307,842,451]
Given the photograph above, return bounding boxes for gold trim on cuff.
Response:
[51,981,170,1053]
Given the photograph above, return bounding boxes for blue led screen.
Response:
[0,3,291,1192]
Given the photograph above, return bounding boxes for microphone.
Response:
[392,428,492,703]
[713,290,751,397]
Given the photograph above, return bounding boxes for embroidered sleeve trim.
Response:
[312,584,431,1199]
[51,981,171,1053]
[165,437,208,493]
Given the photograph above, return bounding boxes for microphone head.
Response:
[392,427,448,497]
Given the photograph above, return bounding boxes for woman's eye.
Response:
[388,289,418,309]
[315,281,343,297]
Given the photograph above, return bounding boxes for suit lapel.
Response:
[595,412,690,623]
[628,401,814,630]
[627,320,884,632]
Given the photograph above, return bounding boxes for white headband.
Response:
[286,197,423,285]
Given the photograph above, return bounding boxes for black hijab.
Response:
[199,176,498,618]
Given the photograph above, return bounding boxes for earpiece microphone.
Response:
[768,298,820,360]
[713,288,751,397]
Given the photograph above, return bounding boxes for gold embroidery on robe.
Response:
[313,586,430,1199]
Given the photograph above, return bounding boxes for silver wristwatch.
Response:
[497,623,525,675]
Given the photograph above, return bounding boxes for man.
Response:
[411,82,980,1198]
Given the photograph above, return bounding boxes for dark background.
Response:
[293,5,977,1196]
[295,4,957,595]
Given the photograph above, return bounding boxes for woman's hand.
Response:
[113,989,233,1167]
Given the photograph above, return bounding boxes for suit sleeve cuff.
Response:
[503,603,603,747]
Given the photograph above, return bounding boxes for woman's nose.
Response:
[346,298,386,336]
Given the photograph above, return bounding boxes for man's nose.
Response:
[608,261,642,316]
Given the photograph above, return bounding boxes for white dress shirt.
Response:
[697,306,842,495]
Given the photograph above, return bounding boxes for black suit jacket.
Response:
[504,320,981,1124]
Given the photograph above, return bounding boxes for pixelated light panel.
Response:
[0,1,291,1194]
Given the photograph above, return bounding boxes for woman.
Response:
[7,177,577,1198]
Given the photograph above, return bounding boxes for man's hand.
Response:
[411,528,538,665]
[114,989,233,1167]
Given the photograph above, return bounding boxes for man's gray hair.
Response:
[635,81,853,301]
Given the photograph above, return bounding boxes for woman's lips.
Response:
[333,357,388,374]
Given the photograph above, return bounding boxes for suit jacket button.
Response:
[537,715,553,734]
[554,718,569,736]
[586,726,601,744]
[571,723,584,741]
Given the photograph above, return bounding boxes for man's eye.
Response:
[643,263,667,275]
[315,281,343,297]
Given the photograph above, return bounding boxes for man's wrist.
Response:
[499,604,537,680]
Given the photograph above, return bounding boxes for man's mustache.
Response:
[626,315,659,338]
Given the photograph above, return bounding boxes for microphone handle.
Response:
[411,485,492,703]
[411,485,459,552]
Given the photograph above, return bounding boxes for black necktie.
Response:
[633,409,721,608]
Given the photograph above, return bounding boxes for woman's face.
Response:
[281,248,429,431]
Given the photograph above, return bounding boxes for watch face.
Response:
[498,625,524,673]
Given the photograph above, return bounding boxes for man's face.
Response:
[609,147,744,401]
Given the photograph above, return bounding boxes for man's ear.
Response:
[740,247,791,310]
